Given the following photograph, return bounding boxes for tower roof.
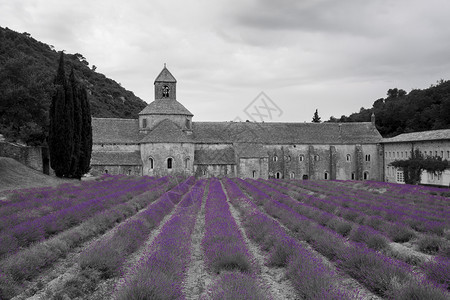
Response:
[154,65,177,83]
[140,119,193,143]
[138,99,193,116]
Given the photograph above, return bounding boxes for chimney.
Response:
[371,112,376,126]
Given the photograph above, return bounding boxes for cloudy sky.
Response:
[2,0,450,122]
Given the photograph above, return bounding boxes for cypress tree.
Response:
[79,82,92,176]
[48,52,74,177]
[69,68,82,178]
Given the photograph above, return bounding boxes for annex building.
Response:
[90,66,385,180]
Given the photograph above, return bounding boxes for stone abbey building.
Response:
[91,66,384,180]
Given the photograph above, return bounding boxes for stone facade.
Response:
[90,66,385,181]
[382,131,450,187]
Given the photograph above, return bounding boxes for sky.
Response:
[1,0,450,123]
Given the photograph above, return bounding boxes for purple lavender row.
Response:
[115,179,207,300]
[0,174,138,217]
[79,176,196,279]
[277,179,446,237]
[291,179,450,220]
[253,179,393,251]
[202,178,254,275]
[236,178,449,299]
[0,176,176,299]
[0,176,161,234]
[0,176,168,258]
[222,178,350,299]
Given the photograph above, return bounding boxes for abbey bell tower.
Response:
[138,65,193,133]
[154,63,176,100]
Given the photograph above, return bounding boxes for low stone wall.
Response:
[0,141,45,172]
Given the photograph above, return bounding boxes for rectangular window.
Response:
[396,170,404,183]
[142,118,147,128]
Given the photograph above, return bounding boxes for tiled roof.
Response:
[154,66,177,83]
[194,148,236,165]
[192,122,382,144]
[92,118,143,144]
[235,143,269,158]
[382,129,450,143]
[91,151,142,165]
[140,119,193,143]
[139,99,193,116]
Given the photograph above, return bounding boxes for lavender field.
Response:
[0,175,449,299]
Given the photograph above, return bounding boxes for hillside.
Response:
[0,157,70,194]
[327,83,450,137]
[0,26,147,145]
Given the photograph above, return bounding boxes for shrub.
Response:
[386,224,415,242]
[417,235,443,254]
[326,217,352,236]
[422,257,450,290]
[366,234,389,251]
[208,272,268,300]
[388,279,449,300]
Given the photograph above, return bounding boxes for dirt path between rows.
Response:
[182,181,212,299]
[220,181,300,300]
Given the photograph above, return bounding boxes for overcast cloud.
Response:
[1,0,450,122]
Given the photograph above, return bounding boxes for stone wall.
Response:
[238,157,269,179]
[0,141,45,172]
[139,114,192,132]
[140,142,194,176]
[194,164,236,178]
[90,165,142,176]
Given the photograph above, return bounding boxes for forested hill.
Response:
[327,83,450,138]
[0,26,147,145]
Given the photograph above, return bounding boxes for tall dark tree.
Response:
[69,68,82,178]
[48,52,74,177]
[79,86,92,176]
[312,109,321,123]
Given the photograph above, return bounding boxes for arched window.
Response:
[162,85,169,98]
[203,169,207,176]
[365,154,371,162]
[252,170,257,178]
[167,157,173,169]
[285,155,291,162]
[290,172,295,179]
[185,118,191,129]
[127,169,132,175]
[324,172,329,180]
[351,172,355,180]
[142,118,147,128]
[314,155,320,161]
[276,172,281,179]
[346,154,351,162]
[299,155,304,162]
[273,156,278,162]
[185,157,190,169]
[149,157,154,169]
[104,169,108,174]
[363,171,369,180]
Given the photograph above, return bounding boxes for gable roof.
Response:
[92,118,142,144]
[382,129,450,143]
[194,147,236,165]
[235,143,269,158]
[140,119,193,143]
[192,122,382,144]
[154,66,176,83]
[91,151,142,165]
[138,99,193,116]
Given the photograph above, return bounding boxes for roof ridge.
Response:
[92,117,138,121]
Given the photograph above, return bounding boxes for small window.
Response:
[162,85,169,98]
[127,169,132,175]
[203,169,207,176]
[346,154,351,162]
[104,169,108,174]
[447,150,450,159]
[167,157,173,169]
[396,171,404,183]
[252,170,257,178]
[435,151,438,157]
[290,172,295,179]
[185,118,191,129]
[385,152,387,158]
[142,118,147,128]
[351,172,355,180]
[185,157,190,169]
[363,171,369,180]
[302,174,308,180]
[285,155,291,162]
[276,172,281,179]
[149,157,154,169]
[299,155,304,162]
[314,155,319,161]
[324,172,329,180]
[273,156,278,162]
[365,154,371,162]
[440,151,444,157]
